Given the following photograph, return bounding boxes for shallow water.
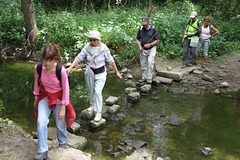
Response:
[1,59,240,160]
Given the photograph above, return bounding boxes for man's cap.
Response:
[87,31,101,40]
[141,16,149,25]
[190,11,197,18]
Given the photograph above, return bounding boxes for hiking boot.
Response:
[138,79,146,83]
[34,151,48,160]
[188,63,193,67]
[181,65,187,69]
[94,112,102,122]
[87,105,94,112]
[58,143,66,149]
[192,60,198,65]
[147,79,152,84]
[202,63,206,68]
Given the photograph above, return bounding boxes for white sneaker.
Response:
[94,112,101,122]
[87,105,94,112]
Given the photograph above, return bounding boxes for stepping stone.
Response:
[127,92,140,104]
[156,70,183,81]
[105,96,118,106]
[68,121,80,134]
[90,118,106,131]
[124,87,137,94]
[106,104,120,114]
[80,109,94,120]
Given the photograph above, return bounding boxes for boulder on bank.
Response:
[202,74,213,82]
[48,127,87,150]
[0,118,91,160]
[48,147,91,160]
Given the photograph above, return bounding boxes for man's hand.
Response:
[193,25,201,32]
[143,43,152,49]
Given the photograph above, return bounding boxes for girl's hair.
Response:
[41,43,61,64]
[204,16,211,22]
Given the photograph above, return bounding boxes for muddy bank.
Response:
[127,52,240,94]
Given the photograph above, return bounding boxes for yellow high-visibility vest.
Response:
[184,19,199,39]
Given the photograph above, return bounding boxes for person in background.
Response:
[33,43,75,160]
[195,16,220,68]
[182,11,202,68]
[66,31,122,122]
[136,16,160,84]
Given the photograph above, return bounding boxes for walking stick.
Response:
[148,6,156,18]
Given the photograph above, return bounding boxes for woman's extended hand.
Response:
[58,105,66,119]
[116,72,123,79]
[66,68,71,73]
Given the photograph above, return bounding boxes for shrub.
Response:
[1,1,239,68]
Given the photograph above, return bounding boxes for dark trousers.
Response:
[182,38,196,65]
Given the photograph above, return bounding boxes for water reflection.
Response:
[1,60,240,160]
[234,94,240,122]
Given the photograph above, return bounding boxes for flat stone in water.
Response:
[123,138,147,149]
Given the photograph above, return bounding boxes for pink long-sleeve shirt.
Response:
[33,63,69,106]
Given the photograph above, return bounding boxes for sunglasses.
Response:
[89,39,97,42]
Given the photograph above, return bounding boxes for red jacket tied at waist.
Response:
[34,87,76,128]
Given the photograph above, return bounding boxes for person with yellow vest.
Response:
[182,11,202,68]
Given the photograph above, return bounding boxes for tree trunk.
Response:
[21,0,38,43]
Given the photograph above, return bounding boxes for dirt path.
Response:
[128,52,240,91]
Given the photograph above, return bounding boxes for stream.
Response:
[0,59,240,160]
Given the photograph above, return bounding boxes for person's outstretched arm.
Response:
[66,59,79,73]
[110,62,122,79]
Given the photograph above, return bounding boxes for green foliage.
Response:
[1,0,239,67]
[0,99,4,115]
[196,0,239,20]
[0,0,25,45]
[33,8,142,67]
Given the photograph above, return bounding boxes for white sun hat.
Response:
[87,31,101,40]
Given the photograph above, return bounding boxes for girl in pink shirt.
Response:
[33,43,71,160]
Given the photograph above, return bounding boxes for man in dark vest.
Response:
[136,16,160,84]
[182,11,202,68]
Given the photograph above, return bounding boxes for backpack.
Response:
[209,24,212,35]
[37,62,70,87]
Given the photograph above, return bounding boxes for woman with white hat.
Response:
[67,31,122,121]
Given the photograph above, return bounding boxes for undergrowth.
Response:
[0,0,239,68]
